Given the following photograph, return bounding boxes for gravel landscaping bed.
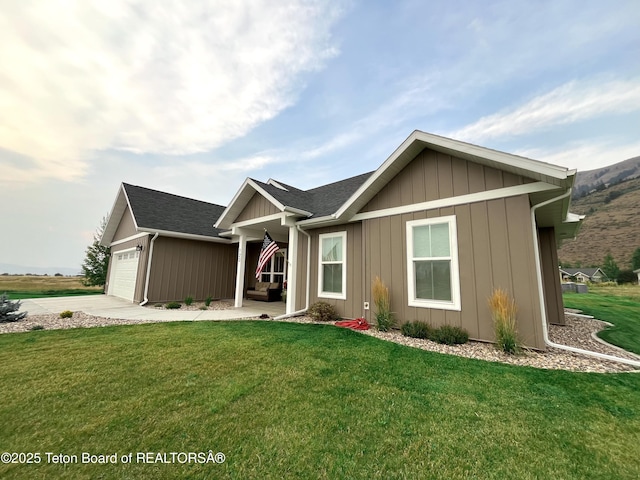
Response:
[1,308,638,373]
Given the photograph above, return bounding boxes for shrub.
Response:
[373,276,395,332]
[165,302,182,309]
[307,301,339,322]
[401,321,434,339]
[432,325,469,345]
[617,269,636,285]
[59,310,74,319]
[185,296,194,306]
[205,296,213,307]
[0,293,27,323]
[488,288,519,354]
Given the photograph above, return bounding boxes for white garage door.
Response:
[108,250,140,301]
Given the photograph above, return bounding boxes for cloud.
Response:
[515,140,640,172]
[447,78,640,143]
[0,0,345,184]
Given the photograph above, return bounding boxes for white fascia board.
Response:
[214,178,254,229]
[137,228,232,244]
[231,212,286,228]
[295,215,339,228]
[215,178,289,229]
[100,184,138,246]
[350,182,559,222]
[109,232,149,247]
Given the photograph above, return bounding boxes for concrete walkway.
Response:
[18,295,286,321]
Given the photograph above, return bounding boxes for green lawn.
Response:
[563,291,640,355]
[0,321,638,479]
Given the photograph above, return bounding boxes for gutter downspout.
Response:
[274,225,311,320]
[531,190,640,368]
[139,232,159,306]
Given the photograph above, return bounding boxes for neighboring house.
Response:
[634,268,640,285]
[100,183,237,303]
[102,131,583,350]
[559,267,607,283]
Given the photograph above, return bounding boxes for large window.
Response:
[406,216,460,310]
[318,232,347,299]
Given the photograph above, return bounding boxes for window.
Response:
[406,216,460,310]
[260,249,287,285]
[318,232,347,299]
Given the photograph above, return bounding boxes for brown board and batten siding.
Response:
[361,196,545,349]
[304,223,364,320]
[538,227,565,326]
[359,148,533,213]
[113,207,137,240]
[235,193,280,222]
[351,147,548,349]
[146,237,237,303]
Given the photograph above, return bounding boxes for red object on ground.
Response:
[335,318,370,330]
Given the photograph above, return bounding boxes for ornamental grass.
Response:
[488,288,519,354]
[373,276,394,331]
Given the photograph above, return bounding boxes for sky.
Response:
[1,0,639,273]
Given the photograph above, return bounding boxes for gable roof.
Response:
[559,267,606,277]
[215,172,373,229]
[101,183,227,245]
[333,130,578,222]
[217,130,580,233]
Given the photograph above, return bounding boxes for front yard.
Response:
[0,321,638,479]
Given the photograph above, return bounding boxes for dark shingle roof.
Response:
[251,172,374,218]
[123,183,225,238]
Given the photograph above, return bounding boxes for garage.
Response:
[107,249,140,301]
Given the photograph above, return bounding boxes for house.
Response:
[103,130,583,350]
[559,267,607,283]
[100,183,237,303]
[634,268,640,285]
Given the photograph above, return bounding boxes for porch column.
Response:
[286,226,299,314]
[235,233,247,308]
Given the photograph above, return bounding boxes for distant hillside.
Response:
[0,263,80,276]
[572,156,640,199]
[559,175,640,269]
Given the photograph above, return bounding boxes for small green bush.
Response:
[185,296,194,306]
[205,296,213,307]
[308,301,340,322]
[432,325,469,345]
[59,310,74,319]
[165,302,182,309]
[401,321,434,339]
[30,325,44,331]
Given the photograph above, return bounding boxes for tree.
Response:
[632,247,640,271]
[602,253,620,281]
[0,293,27,323]
[81,216,111,288]
[617,270,636,285]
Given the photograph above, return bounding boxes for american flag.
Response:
[255,231,279,279]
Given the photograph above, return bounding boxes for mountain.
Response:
[559,166,640,269]
[0,263,81,276]
[572,156,640,199]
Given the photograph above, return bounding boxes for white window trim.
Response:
[260,249,287,284]
[406,215,461,311]
[318,231,347,300]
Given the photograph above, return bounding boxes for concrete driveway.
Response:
[18,295,286,321]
